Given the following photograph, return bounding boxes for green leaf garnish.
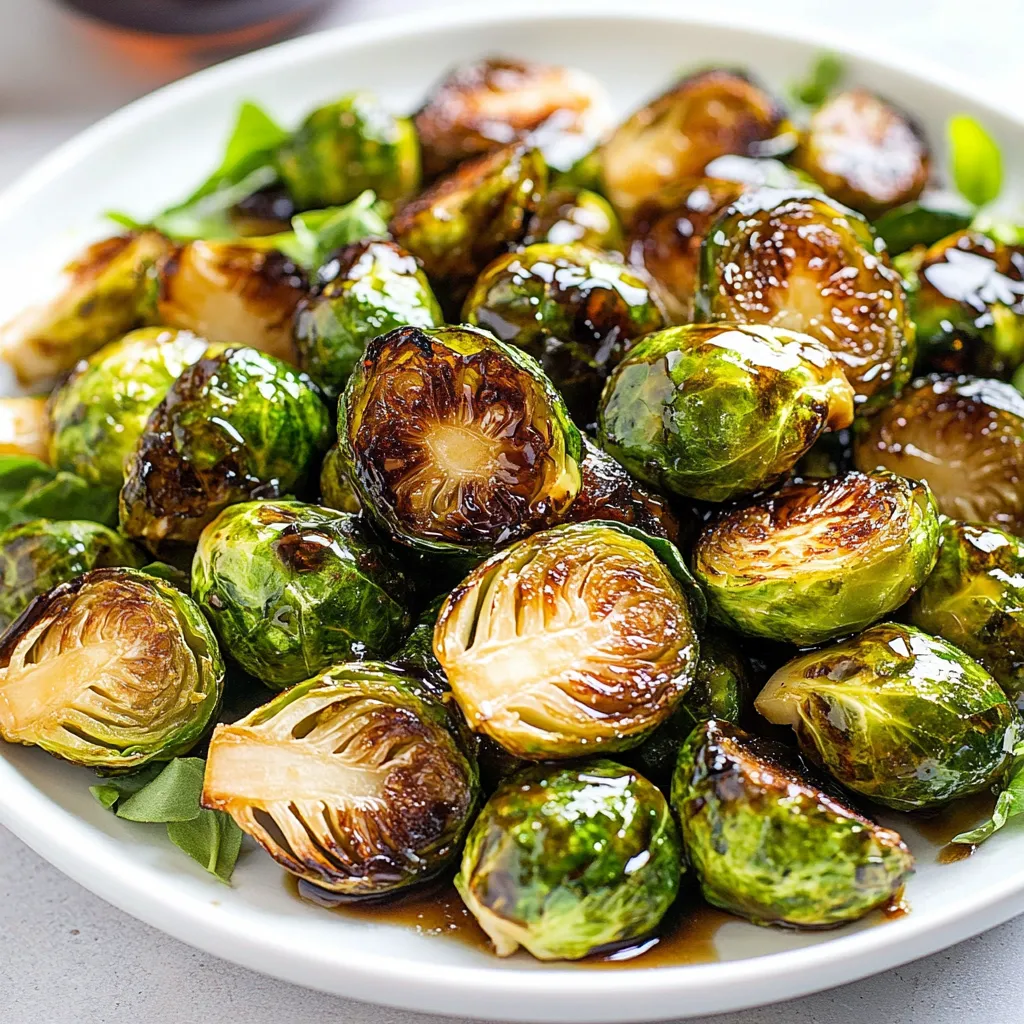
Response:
[0,456,118,530]
[91,758,243,883]
[953,739,1024,845]
[790,52,845,107]
[949,114,1003,208]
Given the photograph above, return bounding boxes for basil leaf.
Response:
[953,740,1024,844]
[874,199,974,256]
[790,52,844,107]
[0,456,54,517]
[116,758,207,822]
[89,763,163,810]
[168,812,243,884]
[949,115,1003,208]
[0,456,117,529]
[1013,363,1024,396]
[105,210,147,231]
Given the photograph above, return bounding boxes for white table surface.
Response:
[2,1,1024,1021]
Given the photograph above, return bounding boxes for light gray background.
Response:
[1,1,1023,1021]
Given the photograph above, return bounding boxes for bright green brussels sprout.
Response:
[192,500,410,688]
[434,520,699,759]
[276,92,420,209]
[339,324,581,556]
[0,519,144,632]
[47,327,214,491]
[120,347,331,552]
[671,719,913,928]
[597,323,855,502]
[628,625,752,786]
[564,438,682,544]
[390,143,547,303]
[0,398,49,463]
[0,231,170,387]
[456,759,681,960]
[524,187,624,251]
[695,188,914,411]
[907,519,1024,701]
[598,69,790,219]
[693,470,941,645]
[462,243,665,424]
[0,567,223,771]
[756,622,1020,810]
[156,241,308,366]
[791,89,930,218]
[853,374,1024,536]
[318,444,360,514]
[415,57,609,180]
[905,231,1024,378]
[294,239,443,399]
[202,661,478,896]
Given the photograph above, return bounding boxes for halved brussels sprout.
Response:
[434,520,699,759]
[523,187,624,251]
[598,69,789,219]
[47,327,214,491]
[597,323,854,502]
[318,444,360,514]
[120,347,331,552]
[757,622,1019,810]
[276,92,420,209]
[0,567,222,770]
[853,374,1024,535]
[462,242,665,424]
[791,89,930,218]
[564,439,682,544]
[0,232,170,387]
[457,759,680,960]
[628,625,752,786]
[0,398,49,462]
[157,241,307,365]
[202,661,478,896]
[695,188,913,411]
[339,325,581,556]
[907,231,1024,378]
[415,58,609,180]
[390,143,547,302]
[0,519,144,632]
[693,470,941,645]
[192,501,411,688]
[294,239,443,399]
[907,519,1024,701]
[671,719,913,928]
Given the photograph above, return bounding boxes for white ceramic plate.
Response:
[2,5,1024,1020]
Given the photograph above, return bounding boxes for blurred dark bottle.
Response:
[59,0,330,44]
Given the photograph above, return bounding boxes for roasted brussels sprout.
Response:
[192,501,410,688]
[434,520,699,758]
[47,327,214,491]
[202,661,478,895]
[671,720,913,928]
[599,69,789,219]
[757,622,1019,810]
[523,187,624,251]
[0,232,170,386]
[0,519,144,632]
[390,143,547,302]
[462,242,665,423]
[597,323,854,502]
[907,519,1024,701]
[629,625,752,786]
[906,231,1024,378]
[157,241,307,365]
[120,347,331,551]
[0,567,222,770]
[696,188,913,411]
[0,398,49,462]
[791,89,930,218]
[294,239,443,399]
[390,595,448,700]
[872,197,973,257]
[318,443,360,514]
[563,439,681,544]
[457,760,680,960]
[853,374,1024,535]
[339,325,581,556]
[276,92,420,209]
[415,58,608,179]
[693,470,941,645]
